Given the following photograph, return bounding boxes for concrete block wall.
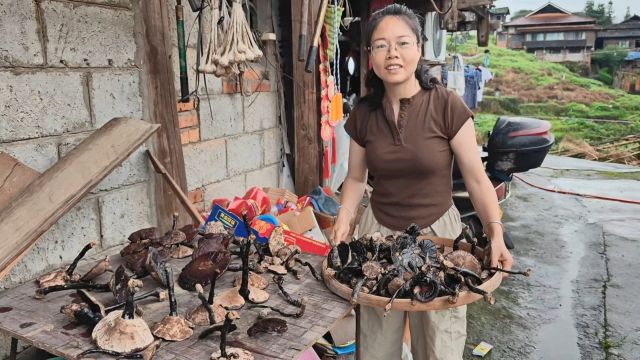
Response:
[165,0,284,213]
[0,0,152,286]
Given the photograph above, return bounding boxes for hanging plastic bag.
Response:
[447,54,465,97]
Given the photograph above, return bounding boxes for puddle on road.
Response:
[536,227,584,359]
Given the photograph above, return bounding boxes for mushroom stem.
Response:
[122,282,136,320]
[295,258,322,281]
[66,241,97,277]
[248,303,306,318]
[463,276,495,304]
[172,212,179,232]
[164,266,177,317]
[484,267,532,277]
[35,282,110,298]
[104,289,167,313]
[77,348,143,359]
[238,214,252,300]
[61,304,103,330]
[273,275,303,307]
[196,284,216,325]
[207,269,219,305]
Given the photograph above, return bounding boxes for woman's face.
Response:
[369,16,421,88]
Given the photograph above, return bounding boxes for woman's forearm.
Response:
[466,176,504,239]
[338,175,367,222]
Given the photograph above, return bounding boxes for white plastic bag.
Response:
[447,54,465,97]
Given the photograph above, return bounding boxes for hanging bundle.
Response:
[200,0,263,77]
[323,0,344,61]
[199,0,226,75]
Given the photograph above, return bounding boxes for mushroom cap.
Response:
[211,347,253,360]
[172,245,194,259]
[178,251,230,291]
[77,289,106,317]
[122,249,150,277]
[80,257,111,282]
[215,287,245,310]
[204,221,226,235]
[445,250,482,275]
[37,269,76,288]
[267,264,287,275]
[187,303,226,326]
[112,266,143,303]
[154,230,187,247]
[128,227,159,243]
[233,272,268,290]
[120,239,152,257]
[145,247,168,287]
[179,224,198,245]
[268,227,286,256]
[151,315,194,341]
[246,286,270,304]
[192,233,233,259]
[91,310,154,353]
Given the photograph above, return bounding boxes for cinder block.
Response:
[42,1,135,67]
[244,92,278,132]
[99,183,153,249]
[263,128,283,166]
[0,0,43,66]
[227,133,262,175]
[199,94,244,140]
[0,71,91,142]
[0,198,101,289]
[203,174,246,205]
[166,0,206,50]
[58,134,149,192]
[91,71,143,128]
[0,137,59,172]
[183,139,227,189]
[245,164,280,189]
[77,0,131,7]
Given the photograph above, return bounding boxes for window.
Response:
[536,33,545,41]
[525,33,532,41]
[568,48,583,54]
[618,40,630,48]
[545,32,564,41]
[566,32,585,40]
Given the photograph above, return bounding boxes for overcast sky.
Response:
[494,0,640,23]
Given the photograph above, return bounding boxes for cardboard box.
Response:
[264,187,298,206]
[277,206,317,235]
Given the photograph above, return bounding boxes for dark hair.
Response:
[362,4,440,110]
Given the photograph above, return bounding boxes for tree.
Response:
[510,9,532,21]
[584,0,613,26]
[624,6,631,20]
[592,45,629,75]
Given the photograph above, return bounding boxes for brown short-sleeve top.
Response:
[344,85,474,231]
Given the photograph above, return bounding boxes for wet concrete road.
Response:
[464,155,640,360]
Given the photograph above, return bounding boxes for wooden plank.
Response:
[138,0,191,231]
[0,118,159,282]
[292,0,322,195]
[147,150,204,226]
[0,153,39,209]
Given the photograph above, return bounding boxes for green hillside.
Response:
[451,35,640,159]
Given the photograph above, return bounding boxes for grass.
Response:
[452,34,640,149]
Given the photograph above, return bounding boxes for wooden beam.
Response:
[0,118,159,282]
[292,0,322,195]
[0,153,39,209]
[138,0,191,230]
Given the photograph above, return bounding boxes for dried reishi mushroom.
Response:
[445,250,482,275]
[267,264,287,275]
[144,247,168,287]
[91,280,154,353]
[193,233,233,259]
[201,311,243,360]
[268,227,286,256]
[152,266,194,341]
[189,284,226,326]
[247,317,288,337]
[233,272,268,290]
[178,250,230,291]
[172,245,193,259]
[37,241,97,288]
[60,303,103,331]
[80,256,111,283]
[128,227,159,243]
[215,287,246,310]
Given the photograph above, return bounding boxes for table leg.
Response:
[9,337,17,360]
[354,305,360,360]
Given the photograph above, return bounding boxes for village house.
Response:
[502,2,599,64]
[597,14,640,49]
[489,6,510,32]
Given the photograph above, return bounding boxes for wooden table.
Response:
[0,248,353,359]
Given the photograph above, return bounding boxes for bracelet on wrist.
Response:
[483,220,504,235]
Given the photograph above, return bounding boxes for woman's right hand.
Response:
[331,208,354,245]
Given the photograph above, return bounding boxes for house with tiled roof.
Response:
[502,2,599,64]
[598,15,640,49]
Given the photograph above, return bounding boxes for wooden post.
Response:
[291,0,322,196]
[360,1,370,97]
[137,0,191,230]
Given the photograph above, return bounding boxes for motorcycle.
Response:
[452,116,555,249]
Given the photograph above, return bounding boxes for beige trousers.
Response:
[357,205,467,360]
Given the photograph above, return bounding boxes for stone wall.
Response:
[0,0,282,355]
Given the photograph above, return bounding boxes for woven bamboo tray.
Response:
[322,236,502,311]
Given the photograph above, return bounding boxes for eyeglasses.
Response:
[368,40,418,55]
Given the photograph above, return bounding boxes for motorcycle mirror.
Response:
[346,56,356,76]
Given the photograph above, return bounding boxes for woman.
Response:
[331,4,513,360]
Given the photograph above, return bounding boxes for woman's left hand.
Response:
[490,235,513,279]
